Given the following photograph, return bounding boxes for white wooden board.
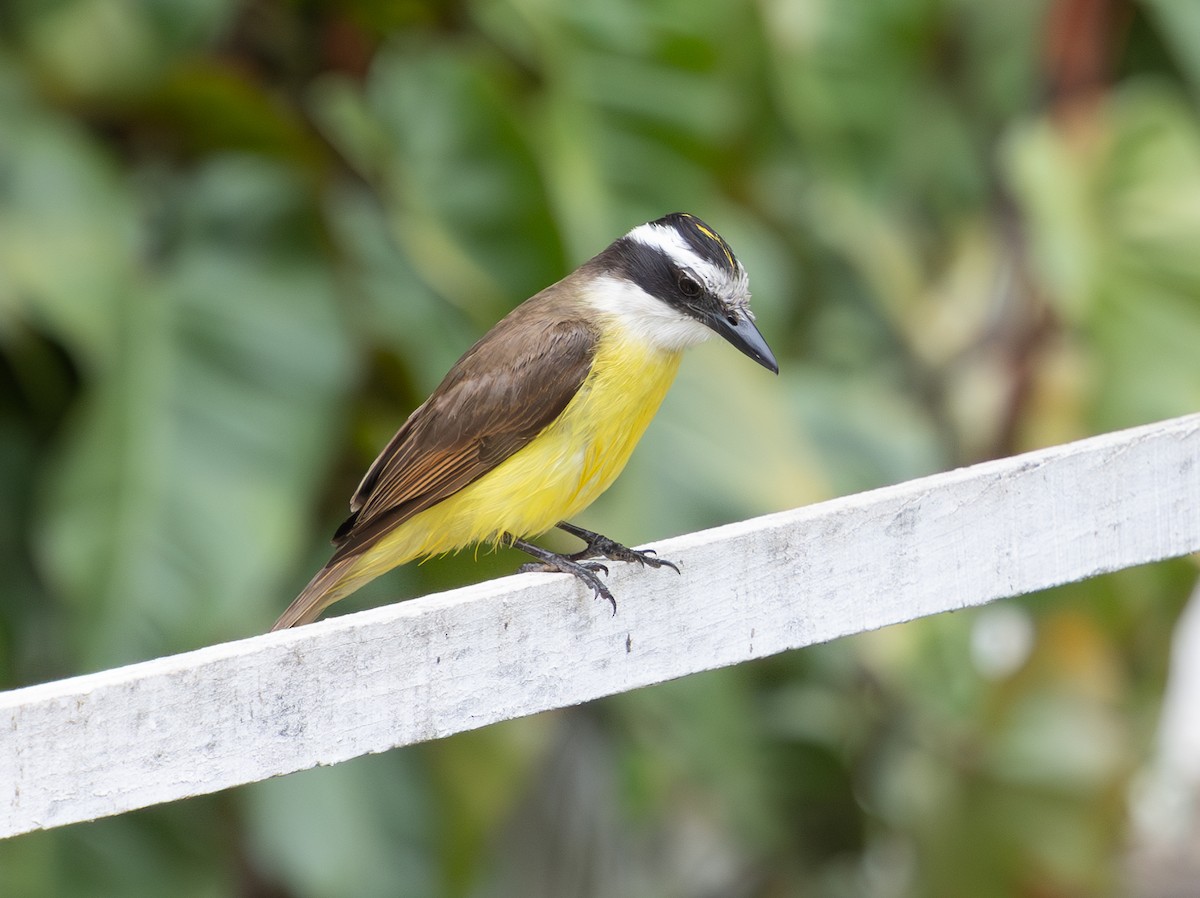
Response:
[3,414,1199,838]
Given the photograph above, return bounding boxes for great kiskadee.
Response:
[271,212,777,630]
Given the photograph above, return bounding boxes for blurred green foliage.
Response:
[1,0,1199,895]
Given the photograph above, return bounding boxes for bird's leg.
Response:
[507,533,616,614]
[555,521,681,574]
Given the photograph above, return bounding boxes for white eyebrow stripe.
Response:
[626,222,713,280]
[623,220,752,306]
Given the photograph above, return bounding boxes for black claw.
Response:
[595,581,617,615]
[509,534,617,613]
[508,524,680,616]
[555,521,681,575]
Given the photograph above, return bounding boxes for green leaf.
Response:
[35,157,355,666]
[0,71,133,367]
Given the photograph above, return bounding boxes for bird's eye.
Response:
[678,274,701,297]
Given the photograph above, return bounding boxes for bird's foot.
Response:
[508,534,617,614]
[556,521,681,574]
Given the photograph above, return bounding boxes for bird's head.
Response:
[586,212,778,373]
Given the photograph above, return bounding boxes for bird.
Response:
[271,212,777,630]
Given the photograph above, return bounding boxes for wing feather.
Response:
[331,303,598,561]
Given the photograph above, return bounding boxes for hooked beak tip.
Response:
[708,309,778,374]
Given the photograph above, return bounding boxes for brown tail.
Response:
[271,554,365,630]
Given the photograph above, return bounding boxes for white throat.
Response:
[584,275,712,352]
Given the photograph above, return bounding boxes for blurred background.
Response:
[3,0,1200,894]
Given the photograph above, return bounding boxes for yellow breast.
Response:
[363,321,683,570]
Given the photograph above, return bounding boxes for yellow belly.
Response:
[354,326,683,580]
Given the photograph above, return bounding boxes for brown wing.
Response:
[330,300,598,561]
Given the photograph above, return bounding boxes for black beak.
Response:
[705,310,779,374]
